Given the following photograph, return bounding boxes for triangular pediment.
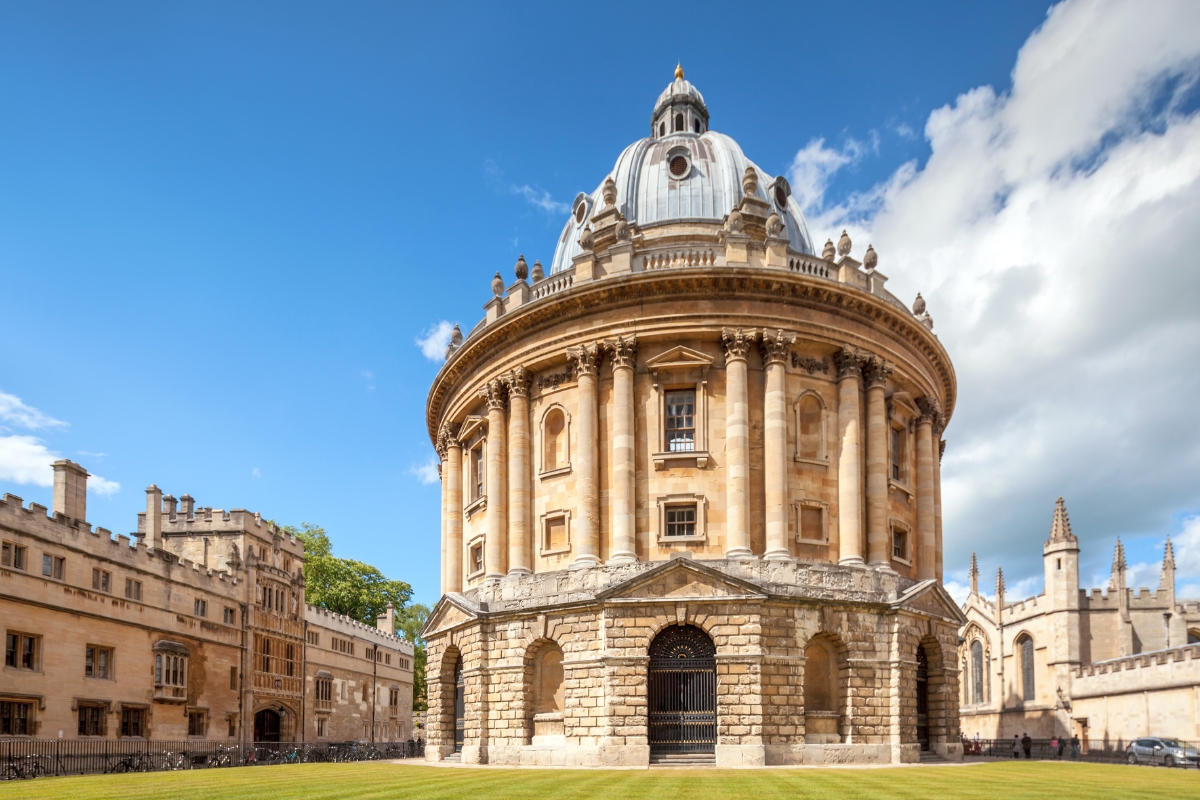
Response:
[893,579,969,625]
[597,558,768,602]
[420,593,480,638]
[645,345,715,371]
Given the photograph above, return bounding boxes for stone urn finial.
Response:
[602,177,617,207]
[913,292,926,316]
[742,167,758,196]
[531,259,544,282]
[450,323,463,347]
[863,244,878,270]
[491,272,504,297]
[822,238,836,260]
[725,209,744,233]
[578,224,594,251]
[765,211,784,238]
[514,254,528,281]
[837,229,852,257]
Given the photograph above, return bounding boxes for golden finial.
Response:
[674,63,684,80]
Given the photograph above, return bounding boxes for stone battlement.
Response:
[1072,644,1200,699]
[305,604,414,653]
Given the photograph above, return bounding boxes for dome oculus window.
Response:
[666,146,692,179]
[771,176,792,210]
[571,193,590,226]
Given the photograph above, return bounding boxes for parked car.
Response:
[1125,738,1200,767]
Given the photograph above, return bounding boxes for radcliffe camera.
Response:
[1,1,1199,797]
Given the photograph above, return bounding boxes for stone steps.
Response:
[650,753,716,767]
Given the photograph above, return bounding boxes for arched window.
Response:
[804,642,835,712]
[659,122,665,137]
[970,640,984,704]
[542,407,568,473]
[693,118,701,133]
[674,113,683,132]
[796,393,824,460]
[1189,629,1200,645]
[1017,634,1035,702]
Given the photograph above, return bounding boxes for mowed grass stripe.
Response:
[0,761,1196,800]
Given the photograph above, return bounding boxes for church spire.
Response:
[1161,535,1176,595]
[969,552,979,596]
[995,567,1006,612]
[1047,496,1076,543]
[1109,538,1127,590]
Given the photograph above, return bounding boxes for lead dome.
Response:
[549,69,815,274]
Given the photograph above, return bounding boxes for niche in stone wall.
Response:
[804,634,845,744]
[527,641,565,745]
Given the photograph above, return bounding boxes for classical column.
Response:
[863,356,893,568]
[438,425,463,593]
[935,437,945,581]
[438,445,447,593]
[606,335,638,564]
[915,397,938,580]
[761,329,796,561]
[480,379,508,582]
[835,346,865,565]
[505,367,532,575]
[721,328,754,559]
[568,343,602,567]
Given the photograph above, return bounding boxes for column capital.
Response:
[721,327,755,362]
[502,365,532,399]
[480,378,508,411]
[833,345,863,380]
[759,329,796,366]
[435,422,462,459]
[939,438,947,464]
[567,342,602,377]
[916,395,942,427]
[604,334,639,370]
[862,356,893,388]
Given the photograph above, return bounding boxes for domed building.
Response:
[421,67,965,767]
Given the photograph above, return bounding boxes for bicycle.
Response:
[2,754,46,780]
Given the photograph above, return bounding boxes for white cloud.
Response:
[361,370,375,391]
[787,137,872,215]
[416,321,456,363]
[797,0,1200,591]
[0,434,57,486]
[409,454,440,485]
[0,390,66,431]
[252,467,261,478]
[90,476,120,496]
[514,185,570,215]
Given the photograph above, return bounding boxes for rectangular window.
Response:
[0,701,32,736]
[228,717,236,737]
[85,645,113,679]
[2,542,26,570]
[799,505,824,541]
[316,717,327,737]
[389,688,399,710]
[891,427,905,481]
[92,568,111,593]
[285,643,296,677]
[42,554,64,579]
[472,446,484,500]
[155,653,187,688]
[125,578,142,600]
[120,707,145,738]
[316,678,332,710]
[194,598,207,617]
[665,504,697,537]
[223,607,236,625]
[5,633,37,670]
[892,528,909,561]
[664,390,696,452]
[78,704,105,736]
[258,636,272,673]
[230,667,238,690]
[306,630,319,646]
[188,711,206,737]
[470,542,484,574]
[544,516,567,552]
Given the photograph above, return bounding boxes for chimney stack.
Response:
[145,485,163,549]
[52,460,89,522]
[179,494,195,519]
[377,601,397,636]
[163,494,177,520]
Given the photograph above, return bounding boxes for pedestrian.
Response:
[1057,737,1065,759]
[1050,736,1059,759]
[1022,732,1033,759]
[1070,735,1080,760]
[1012,734,1021,758]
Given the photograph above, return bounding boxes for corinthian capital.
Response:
[833,346,863,380]
[503,366,531,399]
[435,422,462,459]
[862,355,893,388]
[566,342,602,377]
[721,327,754,362]
[604,335,639,370]
[916,395,942,427]
[759,329,797,366]
[479,378,508,411]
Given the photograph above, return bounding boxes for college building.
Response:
[0,460,415,743]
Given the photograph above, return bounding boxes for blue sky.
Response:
[4,1,1199,609]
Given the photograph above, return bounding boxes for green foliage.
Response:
[277,522,426,709]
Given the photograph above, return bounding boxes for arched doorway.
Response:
[916,644,929,751]
[453,655,465,753]
[254,709,281,743]
[647,624,716,756]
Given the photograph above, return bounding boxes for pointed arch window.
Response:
[970,640,984,704]
[1017,634,1035,702]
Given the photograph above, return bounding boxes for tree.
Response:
[278,522,428,710]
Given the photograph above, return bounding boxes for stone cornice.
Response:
[427,268,957,443]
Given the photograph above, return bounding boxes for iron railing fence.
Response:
[0,738,425,780]
[962,737,1198,766]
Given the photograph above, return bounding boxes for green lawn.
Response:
[0,761,1196,800]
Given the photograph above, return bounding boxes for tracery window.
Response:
[1018,634,1035,702]
[970,640,984,704]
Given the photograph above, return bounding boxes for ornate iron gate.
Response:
[454,657,465,753]
[647,625,716,755]
[916,644,929,751]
